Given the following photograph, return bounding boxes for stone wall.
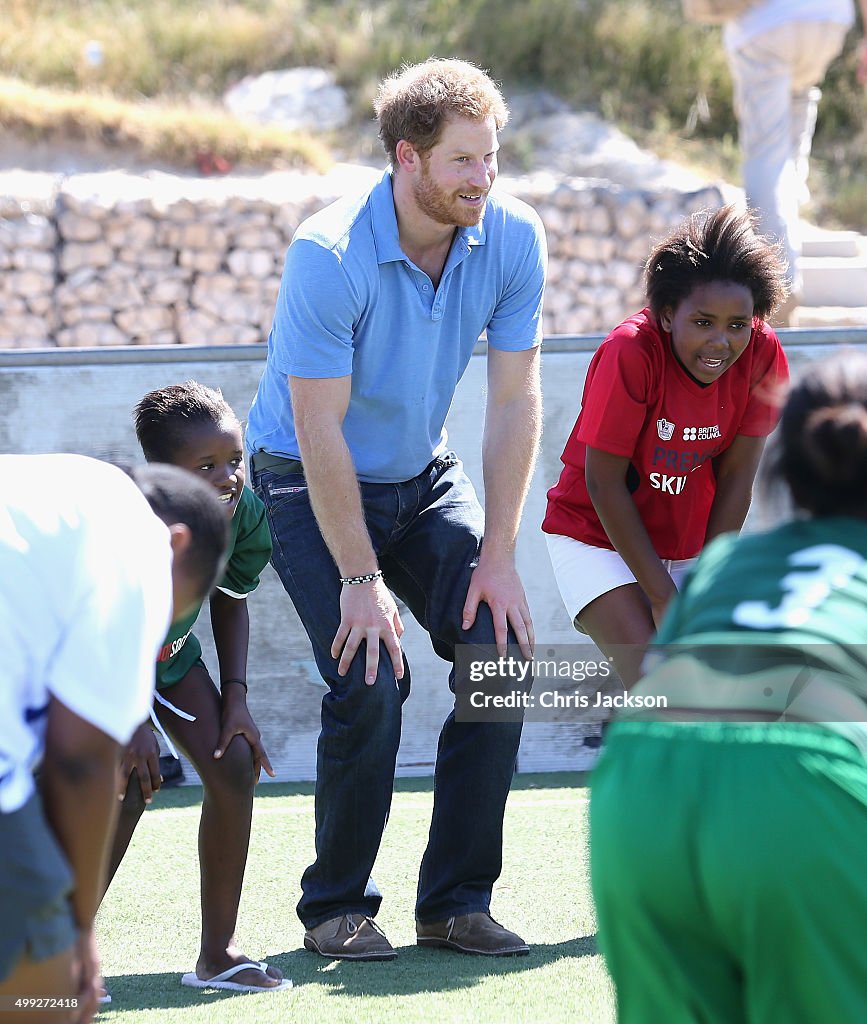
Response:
[0,167,724,348]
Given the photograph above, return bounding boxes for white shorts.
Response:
[544,533,696,633]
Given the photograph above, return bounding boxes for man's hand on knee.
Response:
[332,578,404,686]
[462,554,535,659]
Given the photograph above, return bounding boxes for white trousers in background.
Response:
[727,20,849,292]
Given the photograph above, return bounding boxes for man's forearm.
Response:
[298,426,378,576]
[481,389,541,558]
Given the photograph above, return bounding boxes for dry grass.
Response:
[0,77,332,172]
[0,0,865,225]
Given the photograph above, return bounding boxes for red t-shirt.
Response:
[542,308,789,560]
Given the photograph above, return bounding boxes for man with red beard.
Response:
[247,58,546,961]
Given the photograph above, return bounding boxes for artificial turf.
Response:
[96,773,614,1024]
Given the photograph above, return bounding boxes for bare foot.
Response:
[196,948,282,988]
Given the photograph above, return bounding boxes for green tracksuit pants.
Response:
[591,721,867,1023]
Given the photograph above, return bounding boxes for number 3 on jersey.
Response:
[733,545,865,630]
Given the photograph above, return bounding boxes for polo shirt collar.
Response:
[370,169,487,266]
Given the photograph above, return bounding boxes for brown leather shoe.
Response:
[304,913,397,961]
[416,912,529,956]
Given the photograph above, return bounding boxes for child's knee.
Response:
[203,736,255,796]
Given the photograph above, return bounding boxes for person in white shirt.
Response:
[0,456,227,1024]
[723,0,867,322]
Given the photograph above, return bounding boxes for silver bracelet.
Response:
[339,570,383,586]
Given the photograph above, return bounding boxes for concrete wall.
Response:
[0,165,723,346]
[4,329,866,779]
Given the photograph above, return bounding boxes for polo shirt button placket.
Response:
[431,282,443,321]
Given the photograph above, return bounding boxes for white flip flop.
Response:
[180,961,292,993]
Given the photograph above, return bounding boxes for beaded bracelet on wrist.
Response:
[339,570,383,586]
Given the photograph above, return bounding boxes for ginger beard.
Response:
[412,154,488,228]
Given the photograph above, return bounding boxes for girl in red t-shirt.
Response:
[543,205,790,685]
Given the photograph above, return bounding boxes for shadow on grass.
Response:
[101,936,597,1011]
[279,936,600,997]
[153,771,590,810]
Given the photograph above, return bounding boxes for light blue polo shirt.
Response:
[246,170,546,483]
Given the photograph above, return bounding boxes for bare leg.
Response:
[98,739,150,1005]
[156,664,280,987]
[577,583,655,688]
[104,770,148,889]
[0,947,77,1024]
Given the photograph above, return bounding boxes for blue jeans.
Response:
[253,452,524,928]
